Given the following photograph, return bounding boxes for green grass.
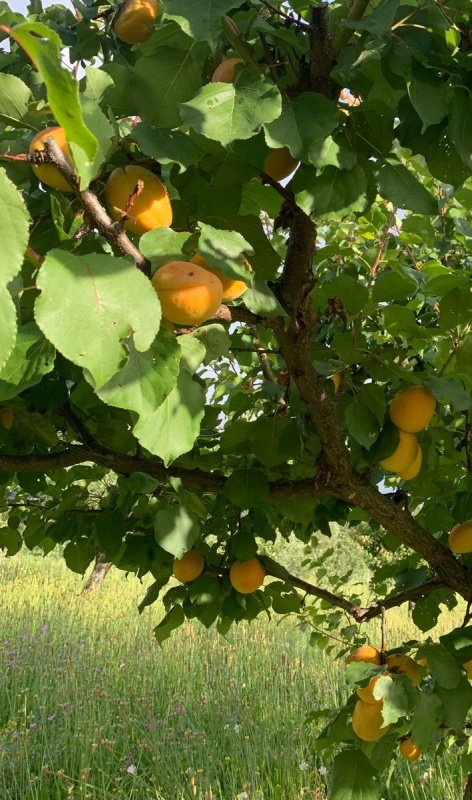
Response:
[0,552,466,800]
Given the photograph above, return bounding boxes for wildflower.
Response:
[47,714,56,722]
[319,766,328,776]
[234,724,241,734]
[299,761,310,772]
[126,764,137,775]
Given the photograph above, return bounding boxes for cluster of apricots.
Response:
[172,551,266,594]
[379,385,436,480]
[347,642,472,755]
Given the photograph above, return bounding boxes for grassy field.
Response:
[0,552,466,800]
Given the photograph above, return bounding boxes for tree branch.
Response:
[309,3,336,97]
[464,774,472,800]
[332,0,373,53]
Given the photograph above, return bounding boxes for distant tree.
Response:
[0,0,471,795]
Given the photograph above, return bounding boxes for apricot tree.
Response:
[0,0,471,796]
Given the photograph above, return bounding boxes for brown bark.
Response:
[83,549,112,592]
[464,774,472,800]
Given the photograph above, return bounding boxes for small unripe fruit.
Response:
[352,699,389,742]
[346,645,381,666]
[105,165,172,236]
[29,127,73,192]
[379,430,419,474]
[400,738,421,761]
[190,253,250,302]
[229,557,266,594]
[0,408,14,430]
[449,520,472,554]
[152,261,223,325]
[211,57,244,83]
[389,386,436,433]
[173,550,204,583]
[263,147,299,182]
[113,0,158,44]
[398,446,422,480]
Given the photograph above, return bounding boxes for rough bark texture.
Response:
[83,549,112,592]
[464,774,472,800]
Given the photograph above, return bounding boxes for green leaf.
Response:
[192,324,231,361]
[374,158,437,214]
[0,167,30,287]
[63,539,96,574]
[243,281,286,317]
[0,288,17,372]
[407,66,448,132]
[181,73,281,146]
[331,750,381,800]
[133,122,205,170]
[96,334,181,424]
[141,228,192,268]
[224,468,269,508]
[133,369,205,464]
[267,581,301,613]
[0,322,55,401]
[410,693,443,750]
[154,604,185,644]
[373,675,415,725]
[435,680,472,731]
[0,526,22,556]
[422,643,462,689]
[34,251,161,389]
[294,164,371,221]
[7,22,97,188]
[178,334,207,373]
[343,0,399,34]
[264,93,339,163]
[449,90,472,171]
[0,73,32,127]
[345,400,380,450]
[198,223,253,280]
[134,47,202,128]
[154,505,200,558]
[164,0,245,48]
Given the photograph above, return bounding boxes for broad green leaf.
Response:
[331,750,380,800]
[0,167,29,286]
[294,164,371,221]
[224,468,269,508]
[178,334,207,373]
[6,22,97,188]
[96,335,181,424]
[133,369,205,464]
[0,288,17,372]
[0,322,55,401]
[264,93,339,163]
[440,625,472,663]
[192,324,230,361]
[0,73,32,127]
[243,281,285,317]
[154,505,200,557]
[134,47,202,128]
[35,251,161,389]
[345,400,380,449]
[63,539,96,574]
[435,680,472,731]
[407,66,448,132]
[422,643,462,689]
[375,158,437,214]
[154,604,185,644]
[140,228,192,268]
[410,693,443,750]
[373,675,415,725]
[0,526,22,556]
[133,122,205,170]
[343,0,399,34]
[181,74,281,146]
[449,90,472,171]
[198,223,253,280]
[164,0,245,48]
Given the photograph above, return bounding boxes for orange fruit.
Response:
[379,430,419,474]
[352,699,389,742]
[399,738,421,761]
[463,659,472,680]
[330,372,342,393]
[263,147,299,182]
[398,446,422,480]
[389,386,436,433]
[190,253,250,302]
[152,261,223,325]
[173,550,205,583]
[346,645,381,666]
[386,654,422,686]
[29,127,73,192]
[211,57,244,83]
[0,408,14,430]
[105,165,172,236]
[356,675,382,705]
[449,520,472,554]
[229,557,266,594]
[113,0,158,44]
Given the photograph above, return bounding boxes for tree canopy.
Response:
[0,0,471,795]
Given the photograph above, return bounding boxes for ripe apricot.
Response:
[113,0,158,44]
[379,430,419,474]
[389,386,436,433]
[190,253,250,302]
[29,127,73,192]
[173,550,205,583]
[352,699,389,742]
[398,445,422,480]
[211,57,244,83]
[0,408,13,430]
[263,147,299,182]
[463,659,472,680]
[105,165,172,236]
[346,645,381,666]
[449,520,472,554]
[399,738,421,761]
[386,654,422,685]
[356,675,381,705]
[152,261,223,325]
[330,372,342,393]
[229,557,266,594]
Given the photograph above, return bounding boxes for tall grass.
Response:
[0,552,465,800]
